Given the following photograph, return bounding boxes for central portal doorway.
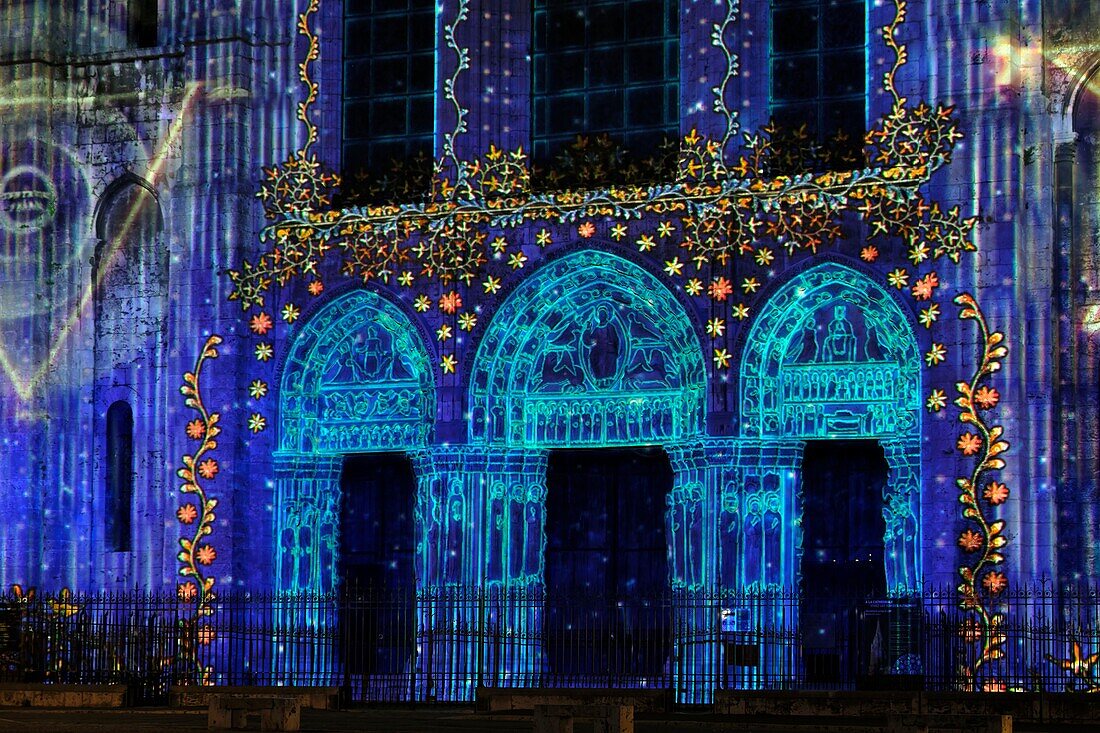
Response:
[543,447,673,686]
[338,453,416,691]
[799,440,888,686]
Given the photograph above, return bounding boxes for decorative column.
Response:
[726,440,802,690]
[482,448,547,688]
[271,453,343,683]
[411,447,485,701]
[667,440,720,704]
[882,438,921,595]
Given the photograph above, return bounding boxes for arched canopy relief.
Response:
[468,249,708,447]
[279,289,435,455]
[739,261,921,440]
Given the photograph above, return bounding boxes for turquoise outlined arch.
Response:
[468,249,708,447]
[738,261,923,594]
[739,261,922,440]
[278,288,436,455]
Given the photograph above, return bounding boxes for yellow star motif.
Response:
[483,275,502,294]
[397,271,414,287]
[508,251,528,269]
[610,223,628,240]
[732,303,750,320]
[440,354,457,374]
[536,229,552,247]
[436,324,453,341]
[713,348,731,369]
[1051,641,1100,679]
[741,277,760,294]
[664,258,684,276]
[635,234,656,252]
[657,221,674,238]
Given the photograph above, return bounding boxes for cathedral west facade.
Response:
[1,0,1099,700]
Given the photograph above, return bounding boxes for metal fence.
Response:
[1,586,1098,704]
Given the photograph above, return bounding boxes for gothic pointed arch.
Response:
[740,260,921,440]
[469,249,707,447]
[278,288,435,455]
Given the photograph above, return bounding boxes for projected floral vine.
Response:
[952,293,1010,691]
[709,0,740,153]
[176,334,222,685]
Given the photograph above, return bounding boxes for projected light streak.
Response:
[0,82,202,404]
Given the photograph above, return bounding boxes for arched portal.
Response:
[469,249,707,447]
[467,249,710,694]
[740,261,922,595]
[275,288,434,595]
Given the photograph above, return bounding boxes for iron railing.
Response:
[1,586,1098,704]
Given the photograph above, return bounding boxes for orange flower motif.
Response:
[249,312,273,335]
[177,504,198,524]
[195,544,217,566]
[197,458,219,480]
[185,419,205,440]
[708,277,733,302]
[958,529,983,552]
[577,221,596,238]
[911,272,939,300]
[982,571,1007,595]
[983,481,1009,505]
[196,625,216,646]
[307,279,324,296]
[958,618,982,642]
[973,385,1000,409]
[439,291,463,314]
[177,582,197,601]
[860,245,879,262]
[957,432,982,456]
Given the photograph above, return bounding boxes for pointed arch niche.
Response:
[274,289,435,595]
[739,261,922,594]
[469,249,708,448]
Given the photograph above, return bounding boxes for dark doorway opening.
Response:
[338,453,416,679]
[799,440,888,686]
[544,447,673,685]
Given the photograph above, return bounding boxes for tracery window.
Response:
[770,0,865,159]
[532,0,679,165]
[343,0,436,172]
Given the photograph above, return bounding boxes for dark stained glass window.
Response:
[106,400,134,552]
[533,0,679,164]
[343,0,436,173]
[770,0,865,150]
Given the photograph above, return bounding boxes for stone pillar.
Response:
[271,453,343,684]
[482,448,548,688]
[411,447,484,701]
[882,438,921,595]
[667,440,721,704]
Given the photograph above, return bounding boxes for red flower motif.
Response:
[860,245,879,262]
[983,481,1009,505]
[957,432,982,456]
[577,221,596,238]
[708,277,733,302]
[958,529,983,552]
[177,504,198,524]
[982,571,1007,595]
[249,312,274,335]
[185,419,205,440]
[177,582,197,601]
[911,272,939,300]
[197,458,219,480]
[439,291,463,314]
[973,385,1000,409]
[307,280,324,296]
[195,544,217,566]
